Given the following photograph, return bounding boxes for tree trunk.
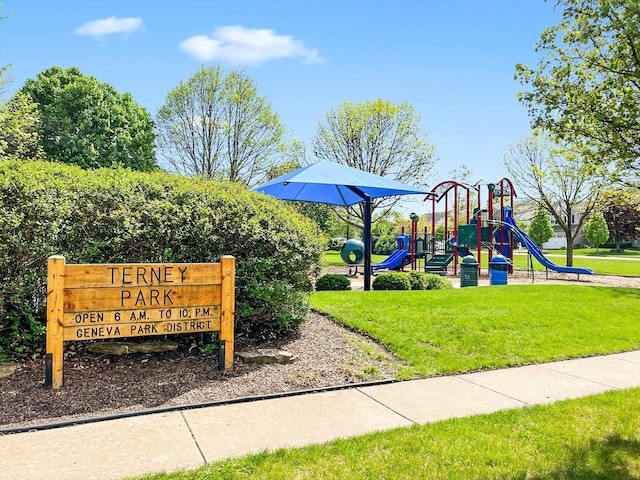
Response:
[566,236,574,267]
[615,239,622,252]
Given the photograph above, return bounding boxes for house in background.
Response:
[512,200,587,250]
[514,198,640,250]
[543,212,587,250]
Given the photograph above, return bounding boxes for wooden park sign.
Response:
[45,255,235,389]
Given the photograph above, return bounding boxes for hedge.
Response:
[372,271,453,291]
[0,160,325,358]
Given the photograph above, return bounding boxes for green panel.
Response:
[457,225,477,245]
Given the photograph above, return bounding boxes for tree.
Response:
[582,211,609,253]
[600,189,640,252]
[260,138,307,183]
[504,133,602,265]
[448,165,477,226]
[0,4,43,161]
[312,98,436,230]
[0,91,44,160]
[20,67,156,171]
[515,0,640,188]
[528,205,554,248]
[156,65,284,186]
[372,211,404,254]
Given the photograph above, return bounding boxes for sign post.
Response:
[45,256,235,389]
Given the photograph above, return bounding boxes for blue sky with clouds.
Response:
[1,0,560,214]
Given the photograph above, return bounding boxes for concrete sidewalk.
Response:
[2,351,639,480]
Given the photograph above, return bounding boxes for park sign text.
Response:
[45,255,235,389]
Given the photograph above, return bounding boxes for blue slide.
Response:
[373,249,409,271]
[503,217,594,275]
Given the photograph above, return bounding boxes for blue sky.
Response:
[1,0,559,215]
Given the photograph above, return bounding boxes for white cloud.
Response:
[179,25,324,65]
[74,17,143,38]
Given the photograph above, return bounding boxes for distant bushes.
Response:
[373,271,452,291]
[424,273,453,290]
[407,271,428,290]
[315,273,351,291]
[0,160,325,357]
[372,272,411,290]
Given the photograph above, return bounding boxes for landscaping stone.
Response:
[88,341,179,355]
[236,349,298,365]
[0,363,19,379]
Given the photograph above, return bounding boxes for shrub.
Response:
[407,270,428,290]
[315,273,351,291]
[372,272,411,290]
[374,234,397,255]
[604,241,633,250]
[0,159,325,357]
[424,274,453,290]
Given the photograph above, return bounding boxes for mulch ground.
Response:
[0,313,401,431]
[1,345,258,428]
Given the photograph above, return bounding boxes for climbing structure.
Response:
[425,180,480,275]
[488,178,517,270]
[425,178,517,275]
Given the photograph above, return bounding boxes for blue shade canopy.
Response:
[251,160,427,206]
[252,160,430,291]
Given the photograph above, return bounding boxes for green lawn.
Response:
[310,286,640,379]
[139,388,640,479]
[545,247,640,257]
[323,250,387,266]
[511,252,640,276]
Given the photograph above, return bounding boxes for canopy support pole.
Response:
[346,186,372,291]
[363,194,372,291]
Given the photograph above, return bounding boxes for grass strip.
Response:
[138,387,640,479]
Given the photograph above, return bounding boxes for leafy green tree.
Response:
[264,160,300,182]
[528,205,554,248]
[0,89,44,161]
[505,133,602,265]
[156,65,284,186]
[449,165,473,183]
[516,0,640,188]
[372,211,404,254]
[261,138,308,183]
[20,66,156,171]
[600,189,640,252]
[582,211,609,253]
[313,98,436,230]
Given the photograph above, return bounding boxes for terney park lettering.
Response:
[45,256,235,389]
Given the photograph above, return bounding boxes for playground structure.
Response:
[421,178,518,276]
[340,176,593,280]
